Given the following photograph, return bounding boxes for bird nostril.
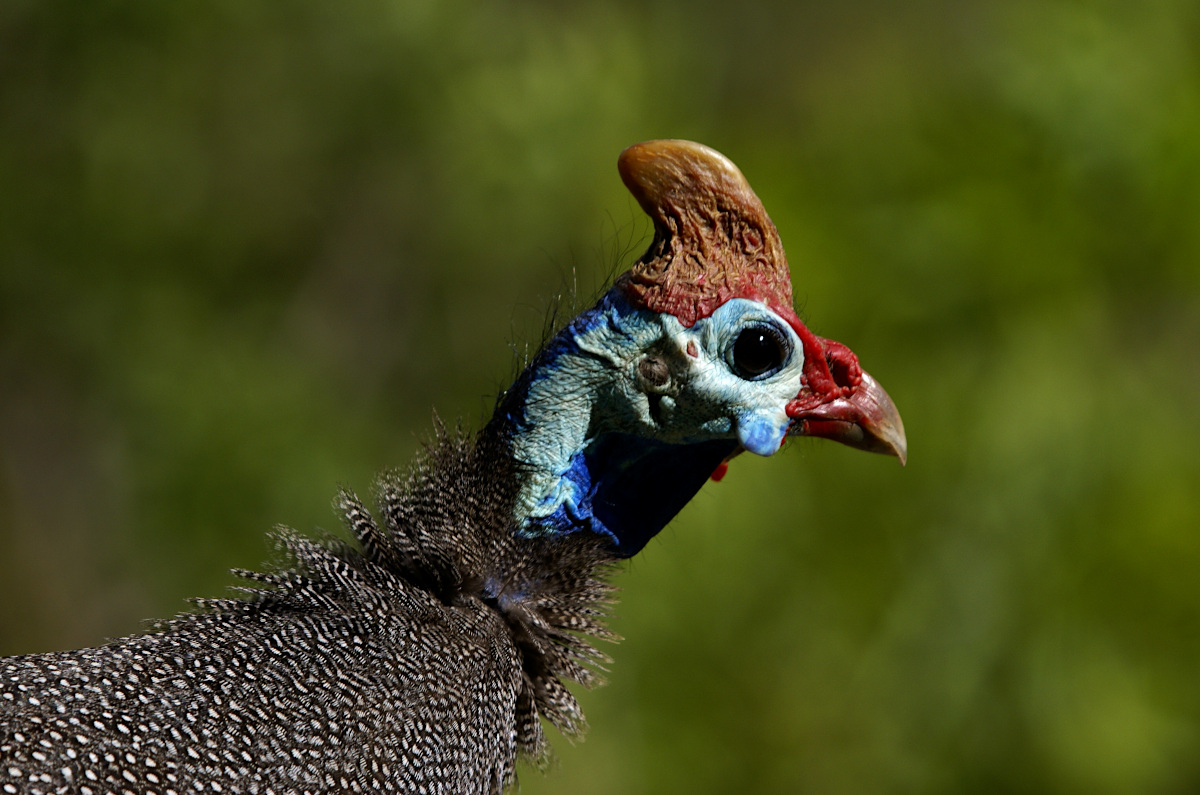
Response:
[822,340,863,392]
[826,353,849,387]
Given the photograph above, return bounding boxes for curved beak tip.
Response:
[789,371,908,467]
[869,381,908,466]
[882,423,908,467]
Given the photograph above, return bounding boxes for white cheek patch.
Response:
[670,299,806,457]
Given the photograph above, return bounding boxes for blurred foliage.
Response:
[2,0,1199,792]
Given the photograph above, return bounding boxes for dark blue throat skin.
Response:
[491,290,739,557]
[560,433,736,556]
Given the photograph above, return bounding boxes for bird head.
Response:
[615,139,906,462]
[497,140,905,556]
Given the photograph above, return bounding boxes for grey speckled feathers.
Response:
[0,425,617,795]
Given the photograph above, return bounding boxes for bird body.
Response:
[0,140,905,794]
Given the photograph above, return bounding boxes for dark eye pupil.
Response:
[733,326,785,379]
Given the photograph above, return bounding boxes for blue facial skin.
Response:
[497,289,804,557]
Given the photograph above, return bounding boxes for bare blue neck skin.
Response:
[492,288,803,557]
[493,290,734,556]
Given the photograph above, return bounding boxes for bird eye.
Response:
[730,324,789,380]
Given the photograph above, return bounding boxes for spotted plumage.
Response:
[1,141,905,794]
[2,428,612,795]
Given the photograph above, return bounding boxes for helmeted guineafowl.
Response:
[0,140,906,795]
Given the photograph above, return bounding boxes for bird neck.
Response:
[490,289,736,557]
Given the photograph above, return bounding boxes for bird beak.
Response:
[787,369,908,466]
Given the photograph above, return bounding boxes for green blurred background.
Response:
[2,1,1199,792]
